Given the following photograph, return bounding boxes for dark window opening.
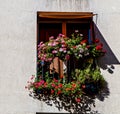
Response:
[38,23,62,43]
[37,11,95,79]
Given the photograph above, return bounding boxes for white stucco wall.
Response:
[0,0,120,114]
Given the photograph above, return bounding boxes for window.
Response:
[37,11,95,77]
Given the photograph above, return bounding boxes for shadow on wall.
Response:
[94,22,120,74]
[34,81,109,114]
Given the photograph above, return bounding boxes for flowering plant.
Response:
[27,75,82,100]
[26,31,106,104]
[37,32,105,63]
[26,66,105,102]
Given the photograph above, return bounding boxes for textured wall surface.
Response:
[0,0,120,114]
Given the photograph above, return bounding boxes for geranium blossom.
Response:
[96,44,103,50]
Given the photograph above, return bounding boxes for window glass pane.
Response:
[66,23,90,39]
[38,23,62,43]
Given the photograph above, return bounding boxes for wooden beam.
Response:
[38,12,95,19]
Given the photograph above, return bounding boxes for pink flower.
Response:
[34,80,45,88]
[41,56,46,61]
[40,44,45,48]
[63,48,67,53]
[49,36,54,40]
[40,80,45,84]
[47,58,53,62]
[52,50,58,54]
[62,44,66,48]
[61,40,66,44]
[58,33,63,37]
[75,30,79,33]
[51,83,56,87]
[52,42,57,46]
[55,37,60,41]
[62,35,65,37]
[38,41,43,47]
[59,48,63,52]
[65,54,70,60]
[30,75,35,80]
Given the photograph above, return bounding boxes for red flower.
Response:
[82,85,86,89]
[72,46,76,49]
[57,90,62,95]
[66,88,71,91]
[70,87,74,90]
[53,78,58,83]
[51,89,54,94]
[72,83,76,88]
[58,83,63,88]
[33,80,45,88]
[80,40,87,45]
[34,82,40,88]
[94,38,99,43]
[75,98,81,102]
[95,44,103,50]
[44,82,47,87]
[55,86,58,89]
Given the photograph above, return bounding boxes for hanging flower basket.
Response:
[26,31,106,104]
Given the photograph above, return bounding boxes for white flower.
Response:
[79,48,84,53]
[80,34,83,37]
[59,48,63,52]
[79,54,83,57]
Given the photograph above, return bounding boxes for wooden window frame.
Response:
[37,11,95,76]
[37,11,95,42]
